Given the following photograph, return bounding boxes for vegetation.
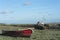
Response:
[0,29,60,40]
[0,23,60,40]
[0,23,35,27]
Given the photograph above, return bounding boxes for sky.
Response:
[0,0,60,24]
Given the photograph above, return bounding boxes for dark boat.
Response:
[1,29,32,37]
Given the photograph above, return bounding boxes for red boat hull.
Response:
[2,29,32,37]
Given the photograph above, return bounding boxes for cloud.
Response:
[0,11,14,14]
[0,11,7,14]
[23,1,32,6]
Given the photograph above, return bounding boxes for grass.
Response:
[0,26,60,40]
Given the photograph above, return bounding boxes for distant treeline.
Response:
[0,23,60,28]
[44,24,60,29]
[44,24,60,27]
[0,23,35,27]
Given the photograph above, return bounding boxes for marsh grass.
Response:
[0,26,60,40]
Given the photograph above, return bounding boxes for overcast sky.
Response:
[0,0,60,24]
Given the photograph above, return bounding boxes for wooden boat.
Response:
[0,29,32,37]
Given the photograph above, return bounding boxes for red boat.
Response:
[1,29,32,37]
